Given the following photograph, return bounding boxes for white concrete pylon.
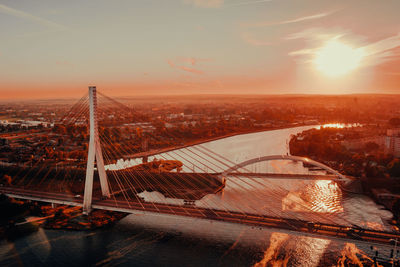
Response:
[83,86,110,215]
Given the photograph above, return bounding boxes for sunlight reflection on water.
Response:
[319,123,362,129]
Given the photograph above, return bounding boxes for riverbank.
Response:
[0,194,41,239]
[127,122,316,159]
[0,194,127,239]
[42,206,127,230]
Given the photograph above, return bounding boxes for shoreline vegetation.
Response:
[121,122,317,161]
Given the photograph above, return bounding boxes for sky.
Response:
[0,0,400,99]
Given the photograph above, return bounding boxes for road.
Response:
[1,186,399,245]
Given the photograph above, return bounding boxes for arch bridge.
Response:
[221,154,351,183]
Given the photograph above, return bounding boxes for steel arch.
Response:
[222,155,348,181]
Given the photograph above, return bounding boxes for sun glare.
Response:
[314,39,364,77]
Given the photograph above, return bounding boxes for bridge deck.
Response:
[228,173,343,180]
[1,186,399,245]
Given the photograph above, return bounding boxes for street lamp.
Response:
[390,239,399,267]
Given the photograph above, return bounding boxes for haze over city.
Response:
[1,0,400,99]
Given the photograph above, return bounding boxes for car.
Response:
[184,200,195,206]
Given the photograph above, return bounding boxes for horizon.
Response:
[1,0,400,99]
[1,91,400,103]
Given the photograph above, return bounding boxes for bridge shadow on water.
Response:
[1,211,394,267]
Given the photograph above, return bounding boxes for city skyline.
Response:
[1,0,400,99]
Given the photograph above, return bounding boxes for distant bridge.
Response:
[222,154,350,182]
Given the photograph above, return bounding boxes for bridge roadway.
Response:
[1,186,399,245]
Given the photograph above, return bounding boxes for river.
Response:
[0,125,396,266]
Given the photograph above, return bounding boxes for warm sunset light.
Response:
[314,39,364,77]
[1,1,399,98]
[2,1,400,266]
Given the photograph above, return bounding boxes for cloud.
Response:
[362,33,400,65]
[288,29,400,68]
[167,58,207,74]
[239,11,336,46]
[288,49,315,57]
[0,3,67,31]
[177,66,204,74]
[183,0,224,8]
[167,60,175,67]
[178,57,211,65]
[242,11,334,28]
[277,12,331,25]
[286,28,344,41]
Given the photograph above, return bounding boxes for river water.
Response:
[0,125,397,266]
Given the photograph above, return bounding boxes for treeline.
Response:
[289,128,400,178]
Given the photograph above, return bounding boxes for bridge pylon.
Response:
[83,86,110,215]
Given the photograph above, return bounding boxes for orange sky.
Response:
[1,0,400,99]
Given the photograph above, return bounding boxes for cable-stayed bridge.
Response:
[0,86,399,245]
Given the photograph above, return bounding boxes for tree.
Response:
[111,127,121,141]
[2,175,12,185]
[392,199,400,221]
[364,141,379,152]
[387,159,400,177]
[136,127,143,139]
[53,124,66,134]
[389,118,400,127]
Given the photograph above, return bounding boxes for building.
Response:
[341,136,385,151]
[385,128,400,157]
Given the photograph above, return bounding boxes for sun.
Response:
[313,39,364,77]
